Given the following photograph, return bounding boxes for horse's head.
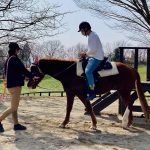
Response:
[27,63,44,89]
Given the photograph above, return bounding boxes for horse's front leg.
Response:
[86,101,97,130]
[120,91,134,128]
[122,106,133,128]
[76,93,97,130]
[59,91,75,128]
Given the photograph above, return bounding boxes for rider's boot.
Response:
[86,85,96,101]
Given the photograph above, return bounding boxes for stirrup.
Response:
[86,93,96,101]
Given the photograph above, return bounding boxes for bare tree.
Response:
[56,49,69,59]
[0,48,7,77]
[104,40,131,54]
[104,40,132,60]
[30,40,65,59]
[19,42,31,67]
[74,0,150,44]
[0,0,68,45]
[43,40,64,58]
[37,41,88,59]
[67,43,87,58]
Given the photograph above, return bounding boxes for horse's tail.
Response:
[135,71,150,120]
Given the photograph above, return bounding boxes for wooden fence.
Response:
[21,91,65,97]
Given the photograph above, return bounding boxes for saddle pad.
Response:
[76,61,119,77]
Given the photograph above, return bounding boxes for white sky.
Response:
[50,0,136,48]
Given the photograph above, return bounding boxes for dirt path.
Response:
[0,96,150,150]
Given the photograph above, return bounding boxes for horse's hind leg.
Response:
[76,93,97,130]
[59,91,75,128]
[119,91,134,127]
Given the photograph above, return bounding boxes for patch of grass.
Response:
[23,75,63,93]
[138,64,146,81]
[0,80,5,92]
[0,75,63,93]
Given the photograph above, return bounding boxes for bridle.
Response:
[33,61,76,78]
[30,61,76,89]
[31,63,44,76]
[30,48,77,78]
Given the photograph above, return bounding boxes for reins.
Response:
[35,61,76,78]
[52,62,76,78]
[33,61,76,89]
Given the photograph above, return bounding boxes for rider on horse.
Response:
[78,21,104,101]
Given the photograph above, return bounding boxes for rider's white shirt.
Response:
[87,31,104,60]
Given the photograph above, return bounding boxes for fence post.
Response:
[61,92,63,97]
[134,48,138,70]
[147,48,150,81]
[119,47,124,63]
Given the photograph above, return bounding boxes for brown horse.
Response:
[28,58,150,129]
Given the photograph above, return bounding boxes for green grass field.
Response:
[0,64,147,94]
[137,64,147,81]
[0,75,63,94]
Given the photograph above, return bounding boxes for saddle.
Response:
[81,57,112,80]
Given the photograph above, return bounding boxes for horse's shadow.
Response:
[70,126,150,150]
[1,107,149,150]
[101,113,150,130]
[2,121,149,150]
[87,112,150,132]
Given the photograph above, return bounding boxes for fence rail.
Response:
[0,91,65,97]
[21,91,65,97]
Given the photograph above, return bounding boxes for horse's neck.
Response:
[40,60,75,79]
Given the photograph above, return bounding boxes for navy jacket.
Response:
[5,55,33,88]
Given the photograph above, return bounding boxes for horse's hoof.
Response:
[122,122,132,129]
[127,122,133,127]
[58,124,70,129]
[58,124,66,128]
[122,123,128,128]
[84,111,90,115]
[90,126,97,131]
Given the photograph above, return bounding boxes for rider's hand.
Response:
[79,52,86,59]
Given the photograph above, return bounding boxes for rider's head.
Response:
[78,21,91,36]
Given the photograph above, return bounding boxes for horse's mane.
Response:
[40,57,79,63]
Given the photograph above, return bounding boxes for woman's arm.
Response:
[13,57,33,79]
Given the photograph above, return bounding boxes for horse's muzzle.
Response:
[27,75,44,89]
